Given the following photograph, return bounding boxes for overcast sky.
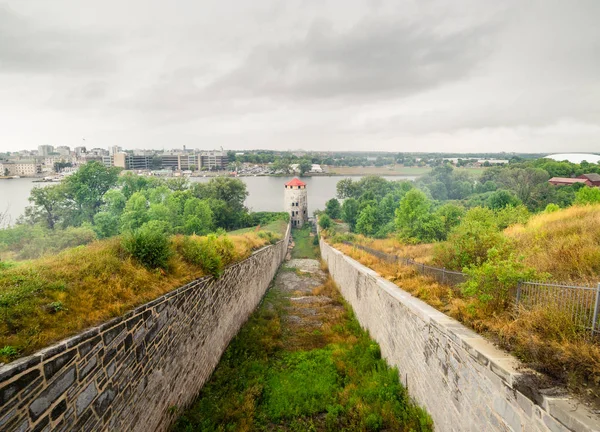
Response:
[1,0,599,153]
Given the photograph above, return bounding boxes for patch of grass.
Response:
[0,230,275,362]
[174,277,432,431]
[228,219,288,237]
[292,225,319,259]
[505,204,600,282]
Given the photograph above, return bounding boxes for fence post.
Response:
[515,281,522,308]
[592,283,600,335]
[442,268,446,285]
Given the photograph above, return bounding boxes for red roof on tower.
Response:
[285,178,306,187]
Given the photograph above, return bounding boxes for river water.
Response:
[0,175,416,226]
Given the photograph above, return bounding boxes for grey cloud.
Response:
[0,5,114,75]
[206,18,497,100]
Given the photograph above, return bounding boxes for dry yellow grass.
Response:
[0,231,276,360]
[505,204,600,282]
[348,234,435,264]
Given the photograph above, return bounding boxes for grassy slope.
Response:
[0,228,283,362]
[505,204,600,282]
[227,219,288,237]
[174,275,432,431]
[291,225,320,259]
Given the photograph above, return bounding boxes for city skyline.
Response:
[0,1,599,153]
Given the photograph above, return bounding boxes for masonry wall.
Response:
[0,225,290,432]
[320,239,598,432]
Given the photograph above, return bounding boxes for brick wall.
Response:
[0,224,289,432]
[320,239,598,432]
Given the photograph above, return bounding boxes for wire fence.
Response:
[341,241,600,336]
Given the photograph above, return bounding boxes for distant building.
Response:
[0,161,42,176]
[578,173,600,186]
[310,164,323,173]
[103,152,151,170]
[160,154,199,171]
[110,145,122,155]
[199,150,228,170]
[56,146,71,156]
[284,178,308,228]
[548,177,591,186]
[74,146,87,156]
[37,145,54,157]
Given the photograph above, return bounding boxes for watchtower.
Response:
[284,178,308,228]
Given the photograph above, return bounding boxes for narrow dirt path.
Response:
[174,228,432,431]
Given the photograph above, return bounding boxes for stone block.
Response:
[1,369,41,405]
[43,348,77,380]
[29,366,75,420]
[76,382,98,415]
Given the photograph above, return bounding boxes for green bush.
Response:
[544,203,560,213]
[574,186,600,205]
[179,234,235,277]
[122,227,172,269]
[462,248,540,310]
[319,214,332,229]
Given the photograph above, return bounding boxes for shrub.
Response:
[179,234,234,277]
[462,249,540,310]
[319,214,332,229]
[325,198,342,219]
[434,209,506,270]
[487,189,521,209]
[574,186,600,205]
[495,205,530,230]
[122,227,172,269]
[544,203,560,213]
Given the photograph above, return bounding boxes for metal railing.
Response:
[516,281,600,335]
[342,241,467,289]
[341,241,600,336]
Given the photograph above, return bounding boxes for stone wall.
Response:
[0,224,290,432]
[320,239,598,432]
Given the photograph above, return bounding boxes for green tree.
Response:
[62,161,120,223]
[298,159,312,176]
[319,214,332,229]
[487,190,521,209]
[120,192,149,232]
[325,198,341,219]
[182,198,214,235]
[341,198,360,230]
[336,178,358,199]
[191,178,249,229]
[355,205,378,237]
[574,186,600,205]
[28,185,66,229]
[394,190,443,243]
[434,203,465,238]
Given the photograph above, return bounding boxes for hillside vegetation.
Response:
[0,227,283,362]
[505,204,600,282]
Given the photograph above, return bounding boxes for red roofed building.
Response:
[548,177,591,186]
[578,173,600,186]
[284,178,308,227]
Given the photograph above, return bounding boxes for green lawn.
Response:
[291,225,319,259]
